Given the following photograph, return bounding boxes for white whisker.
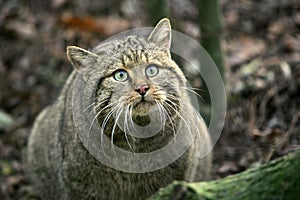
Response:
[163,101,194,140]
[124,104,135,153]
[161,102,178,139]
[89,101,117,135]
[83,102,95,113]
[128,106,139,135]
[179,86,206,102]
[156,101,173,136]
[111,104,124,145]
[100,105,120,147]
[83,99,109,114]
[165,97,202,140]
[155,101,166,133]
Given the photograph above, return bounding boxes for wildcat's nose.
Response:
[135,84,149,96]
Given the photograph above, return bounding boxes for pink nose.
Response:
[135,85,149,96]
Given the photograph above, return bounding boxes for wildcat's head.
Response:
[67,18,187,128]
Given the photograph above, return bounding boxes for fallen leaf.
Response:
[4,19,37,39]
[267,17,291,39]
[7,175,24,186]
[60,14,130,36]
[282,34,300,52]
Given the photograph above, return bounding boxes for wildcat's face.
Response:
[96,38,185,117]
[67,18,187,130]
[108,62,168,116]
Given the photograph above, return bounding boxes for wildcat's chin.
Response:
[132,101,154,116]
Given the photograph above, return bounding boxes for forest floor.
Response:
[0,0,299,199]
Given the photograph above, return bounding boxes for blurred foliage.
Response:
[145,0,169,25]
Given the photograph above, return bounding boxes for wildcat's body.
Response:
[27,19,212,200]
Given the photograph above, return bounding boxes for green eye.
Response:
[113,69,128,82]
[146,65,159,77]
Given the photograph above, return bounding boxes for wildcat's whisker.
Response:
[188,105,207,140]
[128,105,139,135]
[165,93,198,115]
[111,103,124,147]
[100,105,118,131]
[179,86,204,91]
[164,94,181,111]
[163,101,193,140]
[86,101,115,157]
[179,86,206,103]
[165,96,202,139]
[155,101,166,134]
[98,102,120,154]
[156,101,173,137]
[170,96,202,136]
[94,99,110,110]
[99,107,116,154]
[160,101,178,139]
[129,105,139,134]
[83,99,109,114]
[89,101,117,137]
[83,102,96,113]
[123,105,130,134]
[166,104,177,138]
[123,104,135,153]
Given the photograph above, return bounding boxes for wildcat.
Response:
[27,18,212,200]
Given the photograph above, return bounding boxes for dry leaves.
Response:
[226,35,267,68]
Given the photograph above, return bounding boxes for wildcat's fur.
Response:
[27,18,212,200]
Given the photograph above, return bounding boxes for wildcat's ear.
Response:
[147,18,171,50]
[66,46,100,72]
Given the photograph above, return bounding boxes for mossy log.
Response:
[148,149,300,200]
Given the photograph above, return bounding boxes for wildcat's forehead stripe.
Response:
[93,36,171,71]
[120,49,149,66]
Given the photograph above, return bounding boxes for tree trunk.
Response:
[197,0,225,124]
[198,0,225,81]
[148,149,300,200]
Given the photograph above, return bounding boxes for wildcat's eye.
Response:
[113,69,128,82]
[146,65,159,77]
